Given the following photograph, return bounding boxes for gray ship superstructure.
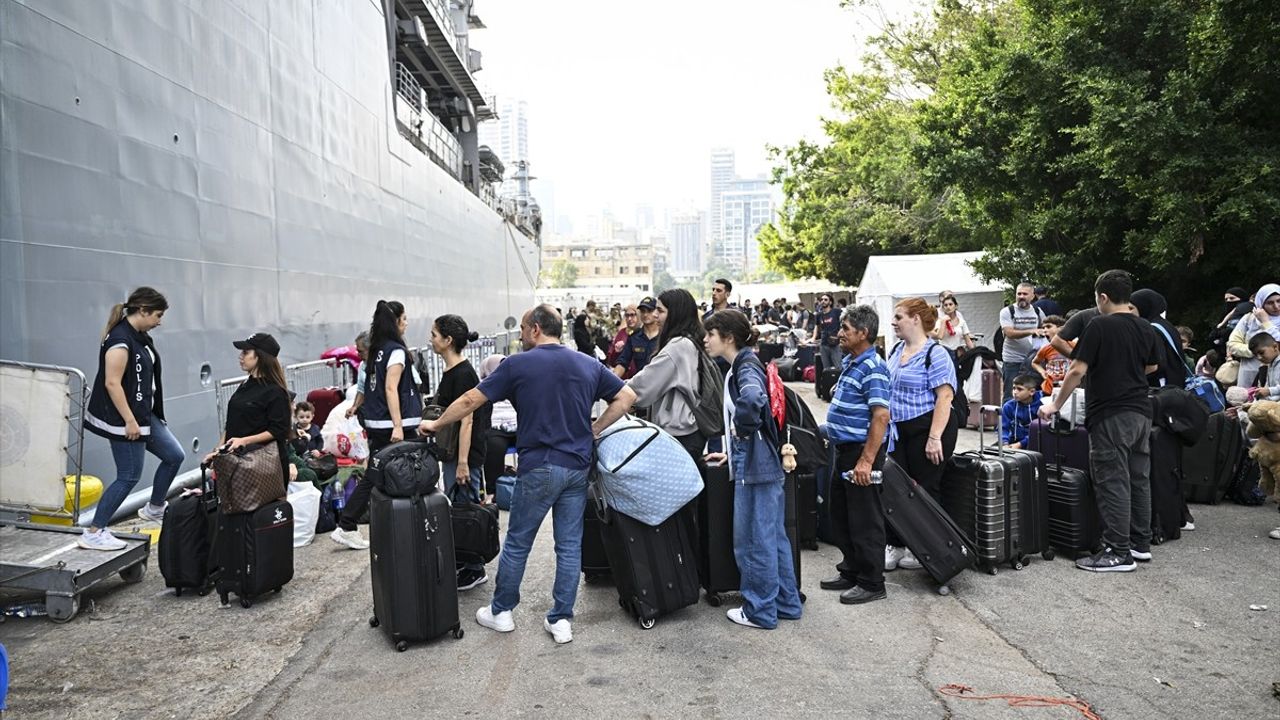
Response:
[0,0,541,506]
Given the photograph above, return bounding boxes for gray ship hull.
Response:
[0,0,539,510]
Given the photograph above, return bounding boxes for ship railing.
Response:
[423,0,461,59]
[394,63,463,178]
[395,62,424,114]
[215,359,348,432]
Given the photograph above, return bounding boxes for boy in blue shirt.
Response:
[1001,374,1043,449]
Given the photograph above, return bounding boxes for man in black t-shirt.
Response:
[1040,270,1160,573]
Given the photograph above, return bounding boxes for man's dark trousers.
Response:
[830,442,888,593]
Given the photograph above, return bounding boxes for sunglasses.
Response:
[624,312,637,317]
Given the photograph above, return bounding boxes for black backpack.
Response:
[891,341,970,429]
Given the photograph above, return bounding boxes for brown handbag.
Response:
[212,442,286,514]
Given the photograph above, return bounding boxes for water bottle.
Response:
[842,469,884,484]
[333,478,346,514]
[3,603,47,618]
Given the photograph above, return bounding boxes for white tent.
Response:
[856,252,1006,344]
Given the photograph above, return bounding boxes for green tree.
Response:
[542,259,579,289]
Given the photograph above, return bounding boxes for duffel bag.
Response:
[366,440,439,498]
[449,485,500,564]
[594,416,703,527]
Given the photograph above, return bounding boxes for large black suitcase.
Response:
[1046,463,1100,558]
[698,467,805,606]
[215,500,293,608]
[582,482,612,581]
[597,493,700,628]
[775,357,801,382]
[880,457,975,594]
[159,467,219,596]
[794,470,819,550]
[817,367,839,402]
[368,488,464,650]
[1027,419,1090,472]
[1149,427,1184,545]
[1181,412,1243,504]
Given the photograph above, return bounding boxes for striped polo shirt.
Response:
[887,341,957,425]
[826,346,891,444]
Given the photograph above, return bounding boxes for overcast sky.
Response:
[473,0,881,231]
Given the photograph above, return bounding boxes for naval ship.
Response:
[0,0,541,511]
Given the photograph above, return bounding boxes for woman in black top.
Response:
[81,287,186,551]
[573,313,595,355]
[203,333,291,486]
[332,300,421,550]
[428,314,492,589]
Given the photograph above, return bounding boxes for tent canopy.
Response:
[856,252,1008,343]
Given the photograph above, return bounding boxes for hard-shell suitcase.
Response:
[795,471,819,550]
[697,467,804,606]
[1033,423,1100,558]
[368,488,464,651]
[306,387,345,428]
[1181,412,1243,504]
[1027,419,1090,472]
[598,497,700,629]
[1148,427,1184,545]
[159,466,219,596]
[880,458,976,594]
[816,424,837,545]
[817,368,839,402]
[582,481,612,581]
[965,369,1003,429]
[215,500,294,608]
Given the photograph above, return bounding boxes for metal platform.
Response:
[0,521,150,622]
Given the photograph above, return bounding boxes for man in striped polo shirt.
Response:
[819,305,893,605]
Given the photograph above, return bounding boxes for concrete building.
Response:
[719,178,775,272]
[540,237,656,295]
[669,210,705,277]
[708,148,735,257]
[478,97,529,193]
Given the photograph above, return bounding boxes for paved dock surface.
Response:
[3,385,1278,719]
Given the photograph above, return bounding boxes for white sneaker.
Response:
[897,549,922,570]
[476,605,515,633]
[726,607,765,629]
[137,503,166,523]
[884,545,905,571]
[329,528,369,550]
[77,528,127,551]
[1130,548,1153,562]
[1181,521,1196,531]
[1268,528,1280,540]
[543,618,573,644]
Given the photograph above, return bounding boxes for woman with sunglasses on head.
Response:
[81,287,186,550]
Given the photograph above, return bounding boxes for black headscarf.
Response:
[1131,289,1187,389]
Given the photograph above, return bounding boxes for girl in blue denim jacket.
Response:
[703,310,803,629]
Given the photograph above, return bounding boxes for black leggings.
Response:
[339,426,417,531]
[886,412,958,547]
[674,430,708,477]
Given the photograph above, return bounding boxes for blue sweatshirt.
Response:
[1001,391,1044,446]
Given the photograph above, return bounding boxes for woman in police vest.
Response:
[331,300,422,550]
[81,287,186,550]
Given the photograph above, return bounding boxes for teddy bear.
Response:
[1245,400,1280,497]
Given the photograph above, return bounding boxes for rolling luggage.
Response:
[159,466,219,596]
[965,368,1003,429]
[757,342,784,365]
[1148,427,1184,545]
[215,500,294,609]
[794,471,819,550]
[596,490,700,628]
[775,357,801,382]
[581,481,612,581]
[368,488,464,651]
[1027,419,1090,472]
[781,472,804,600]
[305,387,345,428]
[815,424,837,545]
[880,457,976,594]
[817,367,839,402]
[1032,423,1100,558]
[1181,412,1243,504]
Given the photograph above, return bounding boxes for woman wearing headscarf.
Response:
[1228,283,1280,388]
[1131,289,1188,389]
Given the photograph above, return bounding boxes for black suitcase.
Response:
[698,467,805,606]
[775,357,801,382]
[794,470,819,550]
[817,367,839,402]
[368,488,464,650]
[1045,463,1100,558]
[582,481,612,581]
[757,342,784,365]
[597,493,700,628]
[1149,427,1184,545]
[1181,412,1243,504]
[448,486,500,565]
[159,467,219,596]
[880,457,975,594]
[215,500,294,608]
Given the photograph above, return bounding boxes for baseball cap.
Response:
[638,297,657,310]
[233,332,280,358]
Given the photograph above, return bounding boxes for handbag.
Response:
[211,442,286,514]
[304,453,339,483]
[449,484,500,564]
[423,404,459,462]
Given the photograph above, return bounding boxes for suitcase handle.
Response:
[977,405,1004,456]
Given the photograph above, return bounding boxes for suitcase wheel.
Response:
[197,585,211,597]
[1011,558,1025,571]
[639,617,656,630]
[452,625,465,640]
[705,592,723,607]
[986,566,998,576]
[119,563,146,584]
[240,597,252,609]
[219,592,230,607]
[937,584,952,596]
[369,616,380,628]
[1041,549,1055,562]
[395,640,408,652]
[174,587,183,597]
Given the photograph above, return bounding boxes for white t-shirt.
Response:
[1000,304,1045,363]
[936,311,970,351]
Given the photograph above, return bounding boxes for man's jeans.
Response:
[490,464,587,623]
[443,460,486,574]
[1088,411,1152,554]
[1001,358,1027,401]
[733,479,803,628]
[92,420,186,529]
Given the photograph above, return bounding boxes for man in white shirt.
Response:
[999,282,1048,400]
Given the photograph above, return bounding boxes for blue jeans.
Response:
[1001,358,1027,401]
[490,464,587,623]
[443,460,486,573]
[733,479,803,628]
[92,420,186,529]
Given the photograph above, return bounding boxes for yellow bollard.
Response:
[31,475,104,526]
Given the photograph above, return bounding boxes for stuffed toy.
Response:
[780,443,797,473]
[1245,400,1280,496]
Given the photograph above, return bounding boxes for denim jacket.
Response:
[726,350,784,485]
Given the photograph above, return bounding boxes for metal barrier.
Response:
[214,359,347,431]
[0,360,89,523]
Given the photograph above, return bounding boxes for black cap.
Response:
[638,297,657,310]
[233,332,280,358]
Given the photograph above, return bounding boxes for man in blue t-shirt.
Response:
[423,304,636,645]
[820,305,892,605]
[811,293,843,372]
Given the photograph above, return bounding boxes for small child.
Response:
[1001,374,1043,449]
[1248,333,1279,399]
[1177,325,1197,366]
[293,400,324,454]
[1030,315,1071,395]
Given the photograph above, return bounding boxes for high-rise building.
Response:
[669,211,705,277]
[708,148,735,260]
[478,97,529,193]
[634,204,655,233]
[719,178,775,272]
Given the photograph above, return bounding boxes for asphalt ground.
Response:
[2,383,1277,719]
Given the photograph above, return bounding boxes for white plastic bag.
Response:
[287,481,321,547]
[322,399,369,460]
[1055,387,1086,429]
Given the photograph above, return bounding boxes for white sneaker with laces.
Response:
[897,549,922,570]
[137,503,166,523]
[1130,548,1153,562]
[726,607,765,629]
[77,528,127,551]
[544,618,573,644]
[330,527,369,550]
[884,545,905,571]
[1268,528,1280,540]
[476,605,515,633]
[1181,521,1196,531]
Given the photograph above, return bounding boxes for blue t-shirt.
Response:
[616,330,660,374]
[816,309,842,344]
[826,346,891,444]
[478,343,625,471]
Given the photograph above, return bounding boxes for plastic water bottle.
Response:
[3,603,46,618]
[841,469,883,484]
[332,479,346,514]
